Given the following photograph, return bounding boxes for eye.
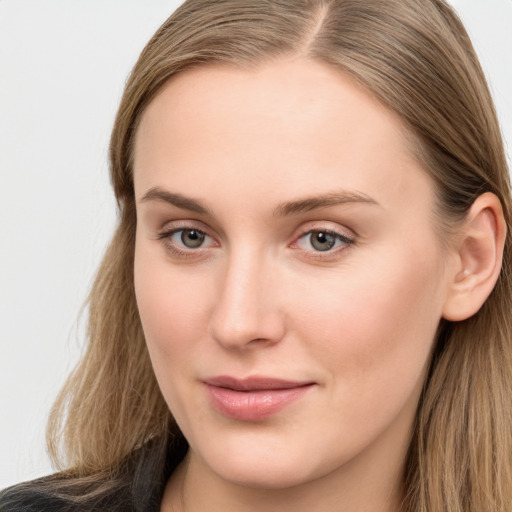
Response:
[296,229,353,253]
[157,227,217,256]
[174,229,207,248]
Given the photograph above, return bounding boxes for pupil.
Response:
[311,232,335,251]
[181,230,204,248]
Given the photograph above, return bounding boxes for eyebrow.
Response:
[273,191,380,217]
[140,187,212,215]
[140,186,379,217]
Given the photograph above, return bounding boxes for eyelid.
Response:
[157,227,214,244]
[292,221,355,242]
[157,219,216,239]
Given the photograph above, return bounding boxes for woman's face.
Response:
[133,59,454,491]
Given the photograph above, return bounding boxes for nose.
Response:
[208,250,286,350]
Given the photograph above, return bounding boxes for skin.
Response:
[133,58,460,512]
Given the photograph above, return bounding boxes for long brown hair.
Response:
[45,1,512,510]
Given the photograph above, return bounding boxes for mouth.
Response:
[203,375,315,421]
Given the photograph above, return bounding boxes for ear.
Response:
[443,192,506,321]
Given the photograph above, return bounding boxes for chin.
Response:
[213,459,316,490]
[190,434,333,490]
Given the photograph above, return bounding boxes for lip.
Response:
[203,376,315,421]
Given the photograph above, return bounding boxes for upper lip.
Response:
[203,375,314,391]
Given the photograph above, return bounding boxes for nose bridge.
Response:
[208,245,284,349]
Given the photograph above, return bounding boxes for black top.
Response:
[0,436,188,512]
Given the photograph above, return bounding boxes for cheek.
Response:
[134,243,213,383]
[134,254,218,431]
[290,242,446,408]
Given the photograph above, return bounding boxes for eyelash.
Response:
[292,228,354,259]
[157,227,216,258]
[156,225,355,260]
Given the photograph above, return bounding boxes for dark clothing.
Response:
[0,436,188,512]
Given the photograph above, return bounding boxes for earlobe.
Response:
[442,192,506,322]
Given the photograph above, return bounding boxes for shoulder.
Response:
[0,436,187,512]
[0,467,139,512]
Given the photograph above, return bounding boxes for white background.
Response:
[1,0,511,489]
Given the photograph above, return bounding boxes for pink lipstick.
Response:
[203,376,314,421]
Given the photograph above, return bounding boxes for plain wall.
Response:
[1,0,511,488]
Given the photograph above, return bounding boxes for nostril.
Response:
[208,310,286,350]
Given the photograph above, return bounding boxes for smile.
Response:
[203,376,315,421]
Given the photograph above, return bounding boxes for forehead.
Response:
[133,59,434,217]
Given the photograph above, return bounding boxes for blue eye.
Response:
[298,230,353,252]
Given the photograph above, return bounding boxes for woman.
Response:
[2,0,511,510]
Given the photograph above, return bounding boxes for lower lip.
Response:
[205,384,313,421]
